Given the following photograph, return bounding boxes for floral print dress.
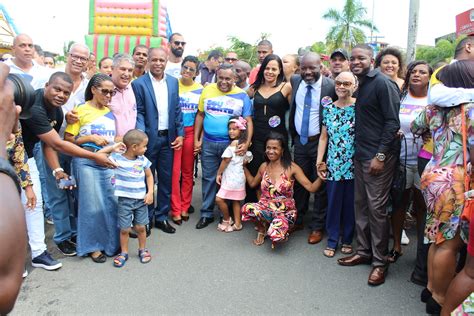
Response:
[411,103,474,244]
[241,170,296,243]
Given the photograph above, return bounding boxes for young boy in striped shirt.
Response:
[100,129,153,267]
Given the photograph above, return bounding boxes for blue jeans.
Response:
[326,180,355,249]
[73,157,119,256]
[146,134,173,222]
[32,142,51,219]
[200,140,228,218]
[41,147,77,244]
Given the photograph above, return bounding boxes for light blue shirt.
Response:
[294,76,322,136]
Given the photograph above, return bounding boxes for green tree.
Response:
[310,41,328,55]
[415,39,455,66]
[322,0,377,50]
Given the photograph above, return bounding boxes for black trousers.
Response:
[293,135,327,231]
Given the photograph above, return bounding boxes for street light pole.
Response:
[406,0,420,64]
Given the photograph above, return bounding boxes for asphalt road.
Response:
[12,175,426,315]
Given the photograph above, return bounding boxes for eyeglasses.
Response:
[173,41,186,47]
[182,65,196,73]
[69,53,88,63]
[335,81,353,88]
[96,88,117,97]
[225,57,238,62]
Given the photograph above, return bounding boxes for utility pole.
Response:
[406,0,420,64]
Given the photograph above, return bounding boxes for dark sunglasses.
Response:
[182,65,196,73]
[173,41,186,47]
[96,88,117,97]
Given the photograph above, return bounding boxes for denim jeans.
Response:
[41,148,77,244]
[21,157,47,258]
[200,140,228,218]
[73,157,119,256]
[32,142,51,219]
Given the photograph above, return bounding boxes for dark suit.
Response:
[289,74,337,231]
[132,73,183,222]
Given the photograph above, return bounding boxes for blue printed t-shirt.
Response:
[109,153,152,199]
[179,81,203,127]
[64,102,116,150]
[198,83,252,142]
[322,102,355,181]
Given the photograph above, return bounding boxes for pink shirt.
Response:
[109,85,137,137]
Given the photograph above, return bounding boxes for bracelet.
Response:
[52,168,64,177]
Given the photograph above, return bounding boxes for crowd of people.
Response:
[0,31,473,315]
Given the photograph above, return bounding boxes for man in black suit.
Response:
[289,52,337,244]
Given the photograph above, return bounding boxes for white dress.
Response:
[216,145,246,200]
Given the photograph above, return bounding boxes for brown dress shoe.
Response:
[337,254,372,266]
[368,266,388,286]
[308,230,323,244]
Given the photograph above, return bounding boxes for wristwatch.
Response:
[375,153,386,162]
[0,157,21,193]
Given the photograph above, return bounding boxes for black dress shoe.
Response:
[188,205,195,214]
[196,217,214,229]
[155,220,176,234]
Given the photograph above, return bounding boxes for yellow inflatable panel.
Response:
[94,25,152,36]
[95,16,153,28]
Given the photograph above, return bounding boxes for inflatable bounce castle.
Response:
[0,4,19,55]
[85,0,172,62]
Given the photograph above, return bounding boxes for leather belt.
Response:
[308,134,320,142]
[158,130,168,136]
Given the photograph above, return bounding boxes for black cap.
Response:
[330,48,349,60]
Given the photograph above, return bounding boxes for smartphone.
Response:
[56,176,76,189]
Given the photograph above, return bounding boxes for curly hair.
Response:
[400,60,433,100]
[375,47,405,79]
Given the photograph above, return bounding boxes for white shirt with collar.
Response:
[294,75,322,136]
[5,59,53,89]
[149,72,169,130]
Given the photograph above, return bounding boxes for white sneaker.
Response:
[401,230,410,245]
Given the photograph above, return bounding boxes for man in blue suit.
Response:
[132,47,184,234]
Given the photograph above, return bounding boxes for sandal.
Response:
[181,213,189,222]
[225,223,243,233]
[90,252,107,263]
[341,244,353,255]
[217,218,233,232]
[387,249,403,263]
[138,248,151,264]
[323,247,336,258]
[253,232,265,246]
[113,253,128,267]
[172,216,182,226]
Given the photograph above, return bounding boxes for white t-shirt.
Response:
[165,61,181,79]
[399,93,428,165]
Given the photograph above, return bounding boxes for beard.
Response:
[171,47,183,58]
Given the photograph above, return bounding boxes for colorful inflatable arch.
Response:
[0,4,19,54]
[85,0,172,62]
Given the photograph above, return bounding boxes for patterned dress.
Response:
[411,103,474,244]
[241,170,296,243]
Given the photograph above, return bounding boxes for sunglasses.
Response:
[225,57,237,62]
[173,41,186,47]
[182,65,196,73]
[335,81,353,88]
[95,88,117,97]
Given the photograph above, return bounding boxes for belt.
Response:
[308,134,320,142]
[158,129,168,136]
[81,146,99,153]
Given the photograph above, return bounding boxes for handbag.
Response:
[461,105,474,222]
[390,134,407,210]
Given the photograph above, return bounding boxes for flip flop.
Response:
[90,252,107,263]
[323,247,336,258]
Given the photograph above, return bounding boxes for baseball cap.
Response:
[330,48,349,60]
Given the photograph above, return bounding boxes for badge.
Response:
[321,96,333,107]
[268,115,281,127]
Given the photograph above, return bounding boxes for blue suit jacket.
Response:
[132,73,184,151]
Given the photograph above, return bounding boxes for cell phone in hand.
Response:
[56,176,76,189]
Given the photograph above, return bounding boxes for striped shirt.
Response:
[110,153,151,199]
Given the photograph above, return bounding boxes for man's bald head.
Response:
[300,52,322,84]
[233,60,251,88]
[12,34,34,65]
[301,52,321,64]
[69,43,90,56]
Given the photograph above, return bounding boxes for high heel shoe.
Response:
[172,217,182,226]
[421,288,432,303]
[181,213,189,222]
[426,296,441,315]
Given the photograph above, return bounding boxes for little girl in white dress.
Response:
[215,116,252,232]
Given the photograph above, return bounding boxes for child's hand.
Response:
[144,192,153,205]
[112,142,126,153]
[216,174,222,185]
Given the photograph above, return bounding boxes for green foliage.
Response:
[322,0,376,50]
[198,33,270,67]
[310,41,328,55]
[415,39,455,66]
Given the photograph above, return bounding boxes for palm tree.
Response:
[323,0,377,50]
